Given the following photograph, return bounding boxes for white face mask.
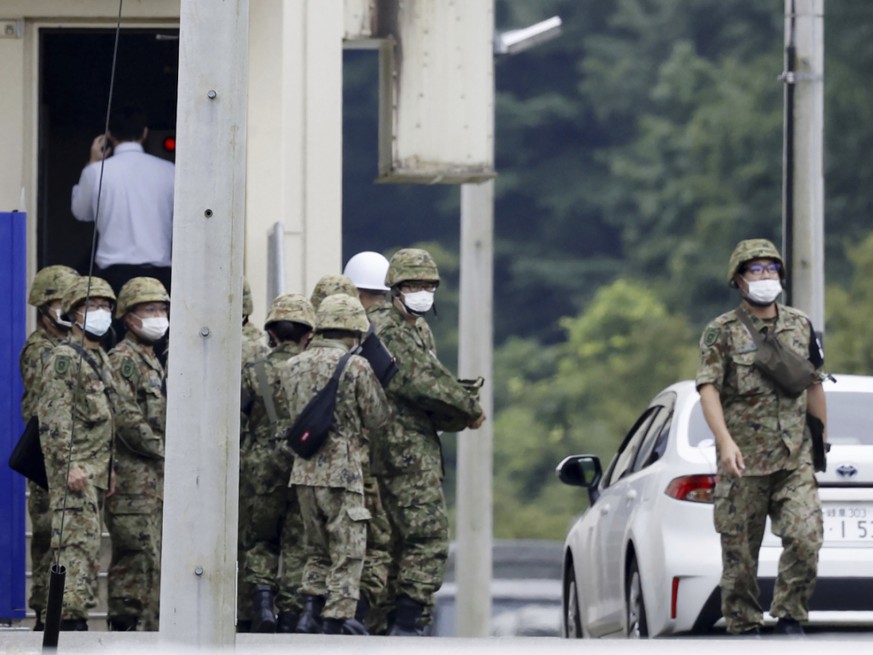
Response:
[52,307,73,329]
[403,290,434,314]
[79,308,113,337]
[746,279,782,305]
[136,316,170,342]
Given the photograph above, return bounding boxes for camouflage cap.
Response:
[265,293,316,329]
[28,265,79,307]
[316,293,369,333]
[243,278,254,317]
[310,274,358,310]
[385,248,440,287]
[727,238,785,287]
[115,277,170,318]
[62,276,116,317]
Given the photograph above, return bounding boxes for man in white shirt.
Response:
[71,105,175,297]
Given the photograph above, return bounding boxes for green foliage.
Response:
[825,234,873,374]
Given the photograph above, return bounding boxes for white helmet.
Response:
[343,251,390,292]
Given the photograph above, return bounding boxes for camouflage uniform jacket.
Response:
[240,341,302,494]
[38,342,146,491]
[285,338,390,493]
[369,303,483,477]
[20,326,65,421]
[108,337,166,502]
[696,303,825,476]
[242,321,269,365]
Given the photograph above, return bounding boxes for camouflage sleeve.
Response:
[695,320,727,392]
[107,354,164,459]
[381,325,482,421]
[353,358,391,433]
[19,340,44,421]
[37,351,77,477]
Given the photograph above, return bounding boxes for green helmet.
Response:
[316,293,369,333]
[28,265,79,307]
[310,274,358,310]
[265,293,316,329]
[115,277,170,318]
[727,239,785,287]
[385,248,440,288]
[62,276,116,317]
[243,278,254,317]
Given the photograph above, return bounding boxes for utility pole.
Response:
[456,14,561,638]
[782,0,825,330]
[160,0,248,647]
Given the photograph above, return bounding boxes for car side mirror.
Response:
[555,455,602,489]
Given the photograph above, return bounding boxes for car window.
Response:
[603,408,658,487]
[826,392,873,445]
[632,408,673,472]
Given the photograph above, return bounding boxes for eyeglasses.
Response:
[399,282,437,293]
[742,262,782,277]
[81,300,113,312]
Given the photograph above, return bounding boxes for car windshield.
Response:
[687,391,873,447]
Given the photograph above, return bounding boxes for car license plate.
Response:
[823,504,873,542]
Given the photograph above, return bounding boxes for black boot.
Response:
[387,596,423,636]
[108,615,138,631]
[59,618,88,631]
[342,618,369,635]
[355,595,370,623]
[250,585,277,633]
[323,617,344,634]
[295,595,325,634]
[276,611,299,633]
[33,610,44,631]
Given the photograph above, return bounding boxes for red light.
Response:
[671,577,680,619]
[163,136,176,152]
[664,474,716,503]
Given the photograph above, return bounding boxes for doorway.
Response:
[38,28,179,272]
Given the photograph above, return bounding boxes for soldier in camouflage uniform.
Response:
[283,294,391,635]
[696,239,827,637]
[242,278,269,363]
[238,276,268,631]
[105,277,170,631]
[240,293,316,633]
[343,251,396,632]
[369,248,486,636]
[37,276,149,630]
[309,273,358,310]
[19,265,79,630]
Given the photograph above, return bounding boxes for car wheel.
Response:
[626,558,649,638]
[565,567,583,639]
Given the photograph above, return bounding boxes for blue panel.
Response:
[0,211,27,619]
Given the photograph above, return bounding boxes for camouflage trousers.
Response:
[379,467,449,618]
[49,483,105,621]
[28,480,53,614]
[713,464,823,633]
[360,475,393,632]
[241,485,305,614]
[104,495,163,629]
[296,485,369,619]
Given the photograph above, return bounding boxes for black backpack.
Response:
[283,351,353,459]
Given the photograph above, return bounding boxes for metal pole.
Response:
[457,179,495,637]
[784,0,825,330]
[160,0,249,647]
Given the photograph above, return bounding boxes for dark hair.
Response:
[266,321,311,344]
[109,105,148,142]
[318,328,361,340]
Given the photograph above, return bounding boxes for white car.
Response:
[557,374,873,638]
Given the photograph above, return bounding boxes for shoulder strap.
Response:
[67,341,113,401]
[330,351,354,385]
[735,306,764,346]
[253,360,279,426]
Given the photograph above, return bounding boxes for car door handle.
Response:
[625,489,638,502]
[599,503,610,516]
